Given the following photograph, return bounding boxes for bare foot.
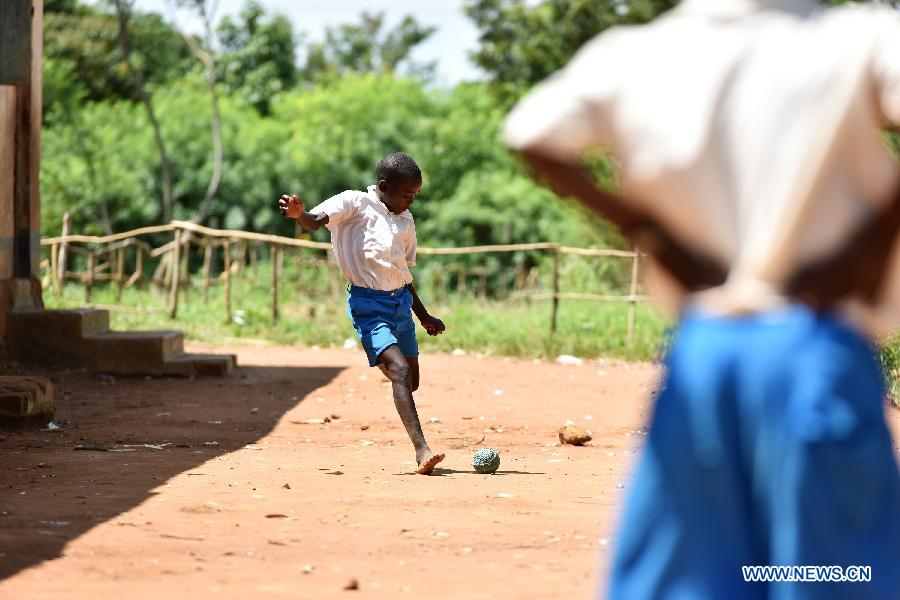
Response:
[416,452,445,475]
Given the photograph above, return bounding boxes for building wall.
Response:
[0,1,43,349]
[0,89,14,284]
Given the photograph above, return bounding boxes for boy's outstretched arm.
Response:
[518,150,728,292]
[407,283,445,336]
[277,194,329,230]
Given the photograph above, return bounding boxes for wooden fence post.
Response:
[115,246,125,301]
[223,239,232,323]
[236,239,247,274]
[58,211,71,287]
[250,245,259,281]
[550,246,560,333]
[85,250,95,303]
[627,247,640,345]
[271,243,281,322]
[181,234,190,306]
[202,238,212,304]
[50,242,60,295]
[169,228,182,319]
[134,246,144,286]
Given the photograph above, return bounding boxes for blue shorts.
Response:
[609,305,900,600]
[347,285,419,368]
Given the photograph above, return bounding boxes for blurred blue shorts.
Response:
[609,305,900,600]
[347,285,418,368]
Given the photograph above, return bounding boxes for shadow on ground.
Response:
[0,362,343,581]
[412,468,547,477]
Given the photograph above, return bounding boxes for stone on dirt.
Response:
[343,578,359,590]
[558,425,592,446]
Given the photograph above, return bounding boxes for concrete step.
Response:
[85,331,185,374]
[10,307,110,336]
[6,309,234,378]
[7,308,111,366]
[164,352,236,377]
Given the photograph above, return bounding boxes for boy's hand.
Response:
[278,194,304,219]
[420,314,445,336]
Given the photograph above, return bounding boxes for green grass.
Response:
[41,259,900,400]
[40,266,900,403]
[42,265,671,362]
[880,335,900,409]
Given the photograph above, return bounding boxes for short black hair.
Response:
[376,152,422,183]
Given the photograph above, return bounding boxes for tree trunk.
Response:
[173,0,223,224]
[111,0,174,223]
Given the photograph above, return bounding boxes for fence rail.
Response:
[40,220,646,340]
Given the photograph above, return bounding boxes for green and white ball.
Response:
[472,447,501,474]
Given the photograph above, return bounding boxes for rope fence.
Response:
[40,220,647,341]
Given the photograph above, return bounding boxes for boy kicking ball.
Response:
[277,152,447,475]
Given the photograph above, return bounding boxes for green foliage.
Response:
[266,74,618,256]
[156,78,290,230]
[41,1,622,257]
[465,0,898,103]
[300,12,436,82]
[880,336,900,407]
[41,100,158,235]
[43,4,194,116]
[271,74,433,222]
[464,0,677,100]
[41,77,293,235]
[216,1,298,114]
[41,63,626,272]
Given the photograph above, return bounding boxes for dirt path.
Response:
[0,344,897,599]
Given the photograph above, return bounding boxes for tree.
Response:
[464,0,676,100]
[109,0,176,222]
[43,1,193,110]
[299,12,436,82]
[216,1,297,115]
[41,100,159,236]
[169,0,224,224]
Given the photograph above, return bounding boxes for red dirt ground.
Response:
[0,343,897,599]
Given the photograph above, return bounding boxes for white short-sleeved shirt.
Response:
[309,185,417,291]
[503,0,900,337]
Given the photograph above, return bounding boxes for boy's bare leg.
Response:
[381,357,419,391]
[378,345,443,474]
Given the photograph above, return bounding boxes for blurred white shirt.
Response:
[504,0,900,337]
[309,185,416,291]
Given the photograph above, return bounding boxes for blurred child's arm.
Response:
[518,149,727,293]
[407,283,445,336]
[278,194,329,230]
[786,182,900,309]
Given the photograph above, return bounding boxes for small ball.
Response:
[472,447,501,474]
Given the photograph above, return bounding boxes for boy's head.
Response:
[375,152,422,214]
